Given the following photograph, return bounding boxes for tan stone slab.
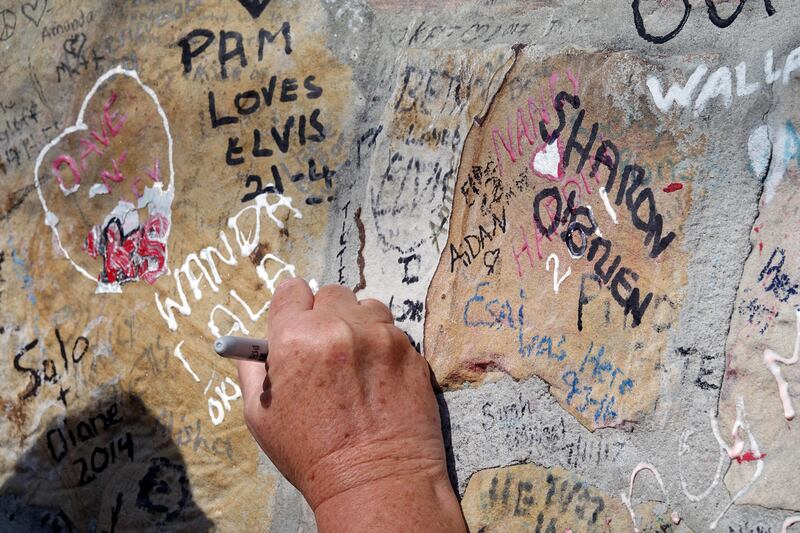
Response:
[462,463,689,532]
[424,49,693,429]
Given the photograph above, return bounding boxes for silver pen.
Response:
[214,336,269,362]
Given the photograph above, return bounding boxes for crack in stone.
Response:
[0,183,36,223]
[713,83,778,416]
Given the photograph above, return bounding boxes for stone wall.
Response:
[0,0,798,530]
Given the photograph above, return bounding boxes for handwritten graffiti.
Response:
[46,401,134,487]
[177,24,291,78]
[561,342,635,425]
[206,376,242,426]
[21,0,47,27]
[450,160,511,274]
[647,45,800,116]
[136,457,190,524]
[85,213,168,285]
[737,294,779,335]
[479,469,607,527]
[759,248,799,304]
[14,325,92,407]
[632,0,776,45]
[709,397,765,529]
[0,8,16,42]
[676,346,721,391]
[155,409,234,462]
[41,8,95,41]
[620,463,680,532]
[479,397,626,465]
[34,66,176,293]
[495,87,677,330]
[463,281,635,423]
[55,32,105,83]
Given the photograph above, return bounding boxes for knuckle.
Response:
[363,298,389,312]
[367,300,394,323]
[316,285,335,297]
[372,323,396,351]
[326,318,355,347]
[316,318,356,364]
[379,325,412,358]
[318,284,351,298]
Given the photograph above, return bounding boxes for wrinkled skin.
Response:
[236,278,466,533]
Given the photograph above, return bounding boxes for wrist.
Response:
[313,469,465,533]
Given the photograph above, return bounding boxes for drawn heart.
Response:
[33,65,176,294]
[63,33,86,57]
[21,0,46,27]
[236,0,271,19]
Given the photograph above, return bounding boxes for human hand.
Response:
[236,278,465,532]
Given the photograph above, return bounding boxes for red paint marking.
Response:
[663,182,683,193]
[87,214,169,285]
[735,451,766,464]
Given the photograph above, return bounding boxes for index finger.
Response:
[236,359,267,409]
[268,277,314,330]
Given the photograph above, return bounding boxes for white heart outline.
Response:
[33,65,175,293]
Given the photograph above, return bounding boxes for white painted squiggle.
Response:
[598,187,618,224]
[173,340,200,382]
[620,463,680,533]
[33,65,176,290]
[256,254,297,293]
[208,376,242,426]
[208,305,250,338]
[710,397,747,459]
[782,516,800,533]
[763,308,800,420]
[709,397,765,530]
[228,192,302,256]
[677,427,726,502]
[230,289,270,321]
[199,232,238,282]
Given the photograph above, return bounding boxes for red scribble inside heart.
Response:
[85,214,168,285]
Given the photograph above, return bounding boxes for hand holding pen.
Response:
[225,278,466,532]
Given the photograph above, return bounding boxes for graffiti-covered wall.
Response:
[1,0,799,531]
